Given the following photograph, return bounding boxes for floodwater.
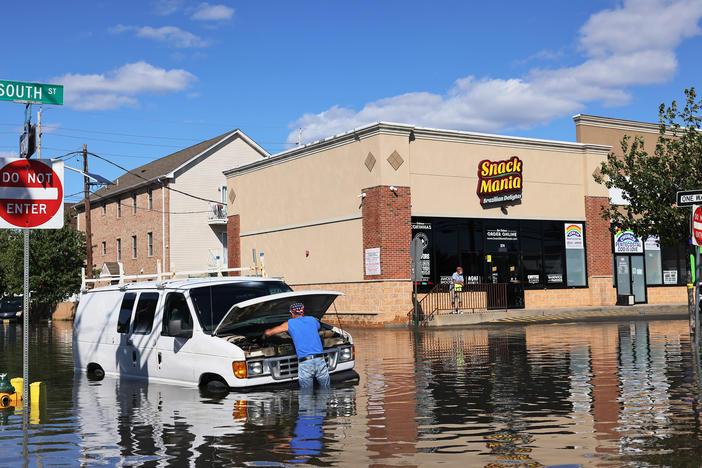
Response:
[1,319,702,467]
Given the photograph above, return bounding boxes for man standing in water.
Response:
[264,302,330,388]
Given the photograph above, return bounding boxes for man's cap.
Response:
[290,302,305,314]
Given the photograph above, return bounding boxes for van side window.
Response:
[162,293,192,336]
[132,292,160,334]
[117,293,137,333]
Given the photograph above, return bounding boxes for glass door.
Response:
[486,253,524,308]
[615,255,647,304]
[630,255,647,303]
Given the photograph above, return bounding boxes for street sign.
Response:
[677,189,702,207]
[693,205,702,247]
[0,80,63,106]
[0,158,64,229]
[19,125,35,158]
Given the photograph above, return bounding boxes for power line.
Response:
[87,151,225,205]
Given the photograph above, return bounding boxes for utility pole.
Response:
[83,144,93,278]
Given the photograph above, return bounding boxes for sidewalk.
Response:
[423,303,688,327]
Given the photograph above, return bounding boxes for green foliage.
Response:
[0,213,86,305]
[594,88,702,246]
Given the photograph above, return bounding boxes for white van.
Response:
[73,277,357,390]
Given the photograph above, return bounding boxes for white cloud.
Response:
[153,0,185,15]
[191,3,234,21]
[54,62,197,111]
[110,24,209,48]
[289,0,702,144]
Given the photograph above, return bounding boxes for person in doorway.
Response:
[451,266,464,313]
[264,303,330,389]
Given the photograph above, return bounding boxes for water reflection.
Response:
[2,319,702,466]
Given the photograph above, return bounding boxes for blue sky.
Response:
[0,0,701,203]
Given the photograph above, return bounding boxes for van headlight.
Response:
[247,360,266,376]
[338,345,354,362]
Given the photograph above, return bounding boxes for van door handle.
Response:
[158,352,162,366]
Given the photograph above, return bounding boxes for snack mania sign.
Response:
[476,156,523,207]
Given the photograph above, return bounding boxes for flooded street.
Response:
[1,318,702,467]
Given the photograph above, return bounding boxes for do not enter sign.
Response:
[694,205,702,247]
[0,158,64,229]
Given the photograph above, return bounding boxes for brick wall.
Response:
[525,276,616,308]
[78,184,169,276]
[647,286,687,304]
[585,196,612,276]
[361,185,411,280]
[292,280,413,327]
[227,214,241,276]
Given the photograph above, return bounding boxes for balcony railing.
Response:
[208,203,227,224]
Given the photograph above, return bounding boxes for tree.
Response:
[0,212,86,306]
[594,87,702,246]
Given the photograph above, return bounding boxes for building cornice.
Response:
[225,122,611,178]
[573,114,676,136]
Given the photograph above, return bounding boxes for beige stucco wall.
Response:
[229,135,382,230]
[169,137,264,272]
[241,219,363,283]
[230,134,405,282]
[576,122,660,156]
[410,137,609,220]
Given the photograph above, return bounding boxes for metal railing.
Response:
[413,283,508,325]
[208,202,227,222]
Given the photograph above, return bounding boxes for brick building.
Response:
[224,117,689,326]
[75,129,268,277]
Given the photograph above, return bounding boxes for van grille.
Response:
[268,350,338,380]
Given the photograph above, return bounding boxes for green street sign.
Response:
[0,80,63,105]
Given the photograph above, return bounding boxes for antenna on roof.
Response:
[297,128,302,146]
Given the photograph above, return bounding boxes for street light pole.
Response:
[83,144,93,279]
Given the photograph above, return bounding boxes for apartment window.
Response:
[102,241,106,256]
[132,235,137,259]
[221,186,227,204]
[132,193,137,214]
[101,202,106,215]
[148,188,153,210]
[117,238,122,261]
[148,232,153,257]
[117,200,121,218]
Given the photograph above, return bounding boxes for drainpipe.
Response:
[161,178,166,271]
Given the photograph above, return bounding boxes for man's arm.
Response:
[264,321,289,337]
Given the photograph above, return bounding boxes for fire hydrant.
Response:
[0,373,20,409]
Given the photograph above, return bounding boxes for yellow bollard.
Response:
[30,381,45,424]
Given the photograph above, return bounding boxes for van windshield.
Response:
[189,281,292,333]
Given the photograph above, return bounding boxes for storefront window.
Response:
[566,249,586,286]
[543,222,566,287]
[644,237,662,285]
[661,244,682,285]
[433,219,459,285]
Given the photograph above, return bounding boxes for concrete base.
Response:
[422,303,688,327]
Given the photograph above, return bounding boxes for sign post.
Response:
[1,80,63,455]
[678,191,702,351]
[410,237,424,327]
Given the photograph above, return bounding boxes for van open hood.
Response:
[212,290,343,336]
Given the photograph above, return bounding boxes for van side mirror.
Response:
[165,319,193,338]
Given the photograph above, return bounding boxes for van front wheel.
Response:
[199,374,229,394]
[87,363,105,381]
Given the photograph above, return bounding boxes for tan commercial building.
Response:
[225,117,689,326]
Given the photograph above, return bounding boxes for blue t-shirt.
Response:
[287,316,323,359]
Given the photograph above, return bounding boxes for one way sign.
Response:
[677,189,702,207]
